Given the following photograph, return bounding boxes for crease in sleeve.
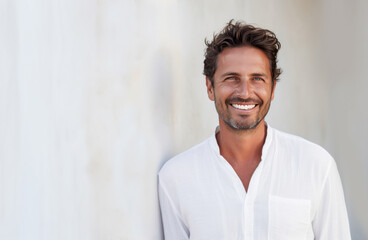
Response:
[158,176,190,240]
[312,159,351,240]
[312,159,333,221]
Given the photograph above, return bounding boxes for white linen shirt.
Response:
[158,126,351,240]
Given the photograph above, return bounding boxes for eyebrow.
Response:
[220,72,241,78]
[249,73,268,78]
[220,72,268,78]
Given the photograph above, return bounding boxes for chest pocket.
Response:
[268,195,311,240]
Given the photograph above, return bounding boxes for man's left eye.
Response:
[254,77,263,81]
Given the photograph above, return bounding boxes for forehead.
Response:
[215,46,271,77]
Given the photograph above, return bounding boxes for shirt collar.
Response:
[209,123,274,160]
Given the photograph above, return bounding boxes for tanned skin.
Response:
[216,121,266,192]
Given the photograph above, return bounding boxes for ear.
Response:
[271,81,276,101]
[206,77,215,101]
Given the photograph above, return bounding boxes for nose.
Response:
[236,79,250,98]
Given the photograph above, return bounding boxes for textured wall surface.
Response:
[0,0,367,239]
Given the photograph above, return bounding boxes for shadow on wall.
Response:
[150,47,178,168]
[151,47,179,240]
[349,205,367,240]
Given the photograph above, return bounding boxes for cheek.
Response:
[254,85,271,98]
[216,84,236,97]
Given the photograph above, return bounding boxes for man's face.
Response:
[206,46,276,131]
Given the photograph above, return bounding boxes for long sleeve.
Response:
[158,177,189,240]
[312,160,351,239]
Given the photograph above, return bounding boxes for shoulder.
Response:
[158,136,213,184]
[271,127,334,170]
[274,128,333,158]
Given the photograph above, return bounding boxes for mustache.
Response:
[225,97,262,105]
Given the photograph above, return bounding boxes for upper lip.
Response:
[226,97,261,106]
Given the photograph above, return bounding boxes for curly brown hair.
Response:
[203,20,282,86]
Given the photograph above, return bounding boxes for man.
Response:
[158,20,351,239]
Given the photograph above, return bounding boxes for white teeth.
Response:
[232,104,256,110]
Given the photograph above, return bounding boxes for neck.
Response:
[216,120,267,165]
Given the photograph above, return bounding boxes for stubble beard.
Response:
[214,95,272,131]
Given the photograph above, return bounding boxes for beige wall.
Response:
[0,0,366,239]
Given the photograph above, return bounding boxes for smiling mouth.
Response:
[231,103,256,110]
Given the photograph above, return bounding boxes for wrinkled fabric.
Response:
[158,125,351,240]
